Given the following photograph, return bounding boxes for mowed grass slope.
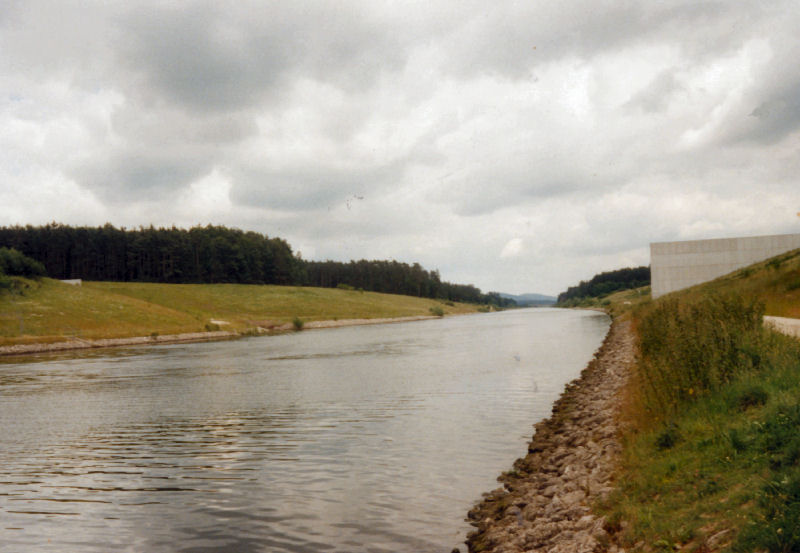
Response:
[0,279,476,346]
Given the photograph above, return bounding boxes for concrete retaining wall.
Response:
[650,233,800,298]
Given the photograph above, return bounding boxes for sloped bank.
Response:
[0,315,440,357]
[464,318,634,553]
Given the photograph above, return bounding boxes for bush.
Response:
[429,305,444,317]
[655,423,681,450]
[336,283,354,291]
[292,317,304,330]
[0,248,46,278]
[636,294,765,415]
[734,385,769,411]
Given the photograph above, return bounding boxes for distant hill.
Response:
[556,266,650,306]
[499,292,557,306]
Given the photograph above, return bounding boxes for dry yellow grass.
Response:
[0,279,476,346]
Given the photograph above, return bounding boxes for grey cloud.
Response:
[625,70,684,113]
[116,3,288,111]
[438,149,622,217]
[439,1,758,80]
[712,35,800,146]
[66,106,256,201]
[73,152,212,202]
[227,158,410,212]
[742,78,800,145]
[115,2,410,112]
[108,107,258,147]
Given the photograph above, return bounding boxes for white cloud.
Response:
[500,238,525,259]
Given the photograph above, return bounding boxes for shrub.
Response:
[429,305,444,317]
[735,385,769,411]
[0,248,46,278]
[336,283,354,291]
[655,423,680,450]
[292,317,304,330]
[785,276,800,292]
[636,293,765,416]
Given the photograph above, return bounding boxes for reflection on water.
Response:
[0,308,609,552]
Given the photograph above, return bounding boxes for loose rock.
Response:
[464,319,634,553]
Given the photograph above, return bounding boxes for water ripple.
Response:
[0,309,608,552]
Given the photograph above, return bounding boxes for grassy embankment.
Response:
[601,248,800,552]
[0,279,478,346]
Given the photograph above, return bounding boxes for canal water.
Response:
[0,308,609,552]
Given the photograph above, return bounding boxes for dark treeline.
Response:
[557,266,650,304]
[0,223,511,306]
[304,259,514,306]
[0,223,300,284]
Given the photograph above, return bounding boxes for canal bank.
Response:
[0,315,440,357]
[463,318,634,553]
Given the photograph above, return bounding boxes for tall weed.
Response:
[636,294,765,418]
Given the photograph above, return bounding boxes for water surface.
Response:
[0,308,609,552]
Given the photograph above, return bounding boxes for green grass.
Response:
[0,279,476,345]
[605,328,800,552]
[600,251,800,552]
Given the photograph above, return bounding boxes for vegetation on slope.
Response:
[0,247,46,293]
[0,279,476,346]
[556,266,650,307]
[0,223,513,306]
[602,248,800,552]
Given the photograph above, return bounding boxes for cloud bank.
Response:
[2,1,800,294]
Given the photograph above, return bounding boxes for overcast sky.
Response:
[2,1,800,295]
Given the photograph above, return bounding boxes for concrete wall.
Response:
[650,233,800,298]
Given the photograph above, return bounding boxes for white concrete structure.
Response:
[764,316,800,339]
[650,233,800,298]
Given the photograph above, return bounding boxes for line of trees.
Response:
[304,259,514,306]
[556,266,650,304]
[0,223,299,285]
[0,223,512,306]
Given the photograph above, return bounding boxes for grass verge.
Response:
[0,279,477,345]
[601,291,800,552]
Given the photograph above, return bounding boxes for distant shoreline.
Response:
[0,315,440,358]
